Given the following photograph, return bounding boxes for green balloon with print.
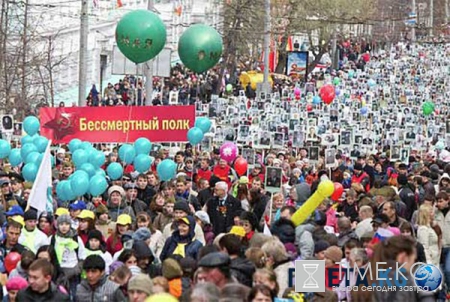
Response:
[115,9,166,64]
[178,24,223,73]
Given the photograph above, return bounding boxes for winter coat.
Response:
[230,257,255,288]
[203,224,215,245]
[206,195,242,235]
[75,274,125,302]
[153,212,173,232]
[417,225,440,267]
[106,199,135,223]
[295,224,315,259]
[274,259,294,298]
[17,283,70,302]
[399,184,416,220]
[160,216,203,261]
[137,186,156,206]
[434,208,450,247]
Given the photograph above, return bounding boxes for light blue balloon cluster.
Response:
[62,138,110,199]
[187,117,212,145]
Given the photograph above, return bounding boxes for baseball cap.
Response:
[5,206,24,217]
[55,207,69,217]
[69,200,87,211]
[177,217,190,225]
[116,214,132,225]
[77,210,95,220]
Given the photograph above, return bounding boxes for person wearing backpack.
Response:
[50,214,86,300]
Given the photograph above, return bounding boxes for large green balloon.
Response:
[422,101,435,116]
[115,10,166,64]
[178,24,223,73]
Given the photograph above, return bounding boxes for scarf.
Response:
[54,229,79,263]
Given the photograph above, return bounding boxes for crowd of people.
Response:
[1,40,450,302]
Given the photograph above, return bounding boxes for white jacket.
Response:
[19,228,49,254]
[417,225,440,267]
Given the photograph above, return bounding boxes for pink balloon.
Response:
[294,87,301,96]
[220,142,238,163]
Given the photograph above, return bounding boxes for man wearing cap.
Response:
[162,201,205,245]
[124,182,148,217]
[19,209,49,253]
[205,181,242,235]
[0,179,24,210]
[197,252,233,289]
[128,274,154,302]
[76,255,125,301]
[351,163,370,192]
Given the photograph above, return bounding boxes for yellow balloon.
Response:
[291,180,334,227]
[361,100,366,106]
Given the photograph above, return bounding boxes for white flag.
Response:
[263,221,272,236]
[27,140,53,213]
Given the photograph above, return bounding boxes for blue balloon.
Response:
[119,144,135,164]
[50,155,55,168]
[313,96,321,105]
[195,117,211,134]
[335,88,341,96]
[56,181,67,201]
[33,136,49,153]
[368,79,376,87]
[360,107,368,115]
[58,180,76,201]
[71,170,90,180]
[70,173,90,196]
[348,70,354,78]
[134,154,152,173]
[23,116,40,136]
[72,149,88,168]
[25,151,41,165]
[107,162,123,180]
[68,139,82,152]
[21,143,37,161]
[89,151,106,168]
[187,127,204,145]
[9,148,22,167]
[80,163,96,178]
[0,139,11,159]
[95,169,106,178]
[134,138,152,155]
[157,159,176,181]
[80,142,92,150]
[89,175,108,196]
[22,163,38,182]
[21,135,34,145]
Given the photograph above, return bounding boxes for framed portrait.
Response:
[265,167,282,192]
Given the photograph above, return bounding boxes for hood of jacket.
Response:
[133,240,155,263]
[294,183,311,205]
[171,215,196,243]
[439,173,450,185]
[271,218,296,244]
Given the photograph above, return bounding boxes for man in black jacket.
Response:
[205,181,242,235]
[397,174,416,220]
[136,174,156,206]
[17,259,70,301]
[219,233,255,287]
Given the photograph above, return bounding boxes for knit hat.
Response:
[314,240,330,254]
[24,209,38,221]
[6,276,28,291]
[108,185,125,198]
[39,212,54,224]
[128,274,153,296]
[397,174,408,186]
[95,204,109,216]
[132,227,152,241]
[162,258,183,280]
[324,246,343,263]
[294,183,311,205]
[57,214,71,226]
[88,229,103,242]
[173,201,190,214]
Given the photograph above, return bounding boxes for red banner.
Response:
[39,106,195,143]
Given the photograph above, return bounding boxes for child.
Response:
[337,189,359,222]
[94,204,115,239]
[51,214,86,299]
[85,229,112,274]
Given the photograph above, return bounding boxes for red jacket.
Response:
[213,165,231,187]
[196,168,212,183]
[351,172,370,192]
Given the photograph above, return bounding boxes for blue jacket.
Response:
[160,216,203,261]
